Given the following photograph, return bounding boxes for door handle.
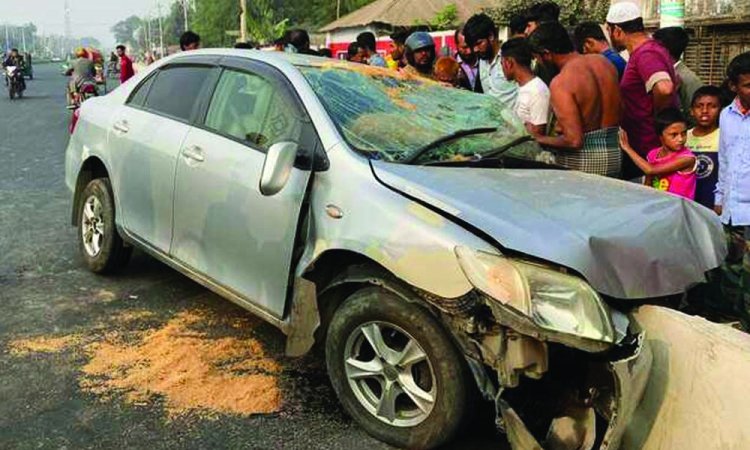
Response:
[182,145,205,163]
[112,120,129,134]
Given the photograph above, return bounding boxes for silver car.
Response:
[65,50,726,449]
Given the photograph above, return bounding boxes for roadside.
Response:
[0,63,500,449]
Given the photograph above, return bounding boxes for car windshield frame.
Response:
[296,60,544,164]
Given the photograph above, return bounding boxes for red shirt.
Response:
[620,39,680,178]
[120,54,135,84]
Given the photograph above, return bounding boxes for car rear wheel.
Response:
[326,286,471,449]
[77,178,131,273]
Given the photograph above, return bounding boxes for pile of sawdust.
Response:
[8,334,81,356]
[112,309,157,323]
[79,309,283,417]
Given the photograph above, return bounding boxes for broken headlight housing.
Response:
[455,247,615,343]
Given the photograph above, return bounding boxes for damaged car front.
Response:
[291,57,725,450]
[453,247,652,450]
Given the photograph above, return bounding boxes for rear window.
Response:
[144,66,212,121]
[127,73,156,107]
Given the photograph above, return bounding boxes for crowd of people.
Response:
[331,3,749,318]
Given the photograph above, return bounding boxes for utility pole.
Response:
[181,0,189,32]
[64,0,72,55]
[157,1,165,57]
[337,0,341,19]
[239,0,247,43]
[21,27,27,53]
[4,25,9,52]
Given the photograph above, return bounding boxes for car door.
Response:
[108,63,215,253]
[170,59,317,318]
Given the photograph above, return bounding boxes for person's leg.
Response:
[741,227,750,326]
[720,225,744,306]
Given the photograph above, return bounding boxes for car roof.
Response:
[161,48,401,79]
[162,48,328,71]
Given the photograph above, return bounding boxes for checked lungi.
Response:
[553,126,622,178]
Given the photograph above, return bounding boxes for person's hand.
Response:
[618,128,631,150]
[524,122,540,137]
[714,205,723,216]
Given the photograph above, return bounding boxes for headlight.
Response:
[455,246,615,343]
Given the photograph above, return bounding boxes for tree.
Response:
[111,16,143,46]
[193,0,238,47]
[486,0,609,27]
[162,1,187,46]
[414,4,458,30]
[246,0,289,44]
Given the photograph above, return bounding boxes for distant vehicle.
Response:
[5,66,25,99]
[65,50,727,450]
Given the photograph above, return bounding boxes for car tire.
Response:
[326,286,470,449]
[77,178,131,273]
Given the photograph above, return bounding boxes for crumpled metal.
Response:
[372,162,727,300]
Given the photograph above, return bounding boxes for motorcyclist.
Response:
[67,47,96,107]
[3,48,26,90]
[402,32,437,78]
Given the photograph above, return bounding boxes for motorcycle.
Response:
[68,78,98,133]
[70,78,99,109]
[6,66,25,100]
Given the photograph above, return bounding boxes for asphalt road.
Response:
[0,64,502,449]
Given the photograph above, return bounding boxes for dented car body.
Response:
[66,50,726,449]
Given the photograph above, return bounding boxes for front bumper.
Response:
[499,332,653,450]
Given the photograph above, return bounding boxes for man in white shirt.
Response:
[463,13,518,106]
[500,38,550,135]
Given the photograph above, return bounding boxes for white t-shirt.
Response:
[515,77,550,126]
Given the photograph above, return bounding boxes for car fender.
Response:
[295,144,498,300]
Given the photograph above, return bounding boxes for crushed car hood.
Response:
[371,162,727,299]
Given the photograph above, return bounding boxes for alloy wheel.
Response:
[344,321,437,427]
[81,195,105,257]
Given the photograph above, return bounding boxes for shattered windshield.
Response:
[298,62,541,164]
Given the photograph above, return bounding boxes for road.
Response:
[0,64,500,449]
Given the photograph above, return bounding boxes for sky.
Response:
[2,0,160,47]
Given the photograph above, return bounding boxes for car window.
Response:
[144,65,212,122]
[204,69,302,151]
[127,72,156,107]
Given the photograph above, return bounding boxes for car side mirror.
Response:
[260,141,298,196]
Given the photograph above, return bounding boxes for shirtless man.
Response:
[527,21,623,178]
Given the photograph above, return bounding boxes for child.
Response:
[619,108,697,200]
[433,56,460,87]
[715,51,750,326]
[687,86,722,209]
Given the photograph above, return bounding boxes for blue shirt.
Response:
[478,51,518,107]
[369,53,387,68]
[602,48,626,80]
[716,99,750,225]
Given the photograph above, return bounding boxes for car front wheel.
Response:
[326,286,471,449]
[77,178,131,273]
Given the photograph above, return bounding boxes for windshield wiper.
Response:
[419,135,536,166]
[480,135,535,159]
[404,127,497,164]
